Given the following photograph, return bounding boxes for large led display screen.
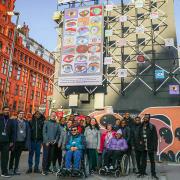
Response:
[58,5,104,86]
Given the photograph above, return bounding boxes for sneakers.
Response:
[41,171,48,176]
[1,174,11,178]
[109,165,114,170]
[52,166,57,173]
[8,169,14,175]
[152,175,159,179]
[34,168,41,173]
[47,168,53,174]
[14,169,21,175]
[26,168,32,174]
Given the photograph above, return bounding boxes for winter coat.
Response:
[131,124,142,151]
[84,126,100,149]
[65,134,85,150]
[100,130,116,152]
[106,137,128,151]
[0,115,14,143]
[29,115,44,142]
[43,120,60,144]
[138,123,158,152]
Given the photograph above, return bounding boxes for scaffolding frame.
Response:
[51,0,180,99]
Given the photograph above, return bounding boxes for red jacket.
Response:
[100,130,116,153]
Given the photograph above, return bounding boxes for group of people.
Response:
[0,106,158,179]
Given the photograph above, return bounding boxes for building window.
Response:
[138,38,146,46]
[16,67,21,80]
[6,45,11,54]
[30,90,34,100]
[43,95,47,103]
[13,101,17,111]
[22,67,28,83]
[0,78,5,90]
[28,57,32,65]
[24,55,27,63]
[0,41,2,51]
[36,91,40,100]
[37,75,42,88]
[152,24,159,31]
[14,85,19,96]
[44,79,48,91]
[29,105,32,113]
[18,100,24,111]
[49,84,53,93]
[20,52,23,61]
[6,82,10,93]
[14,48,17,57]
[1,59,8,75]
[31,73,36,86]
[20,86,23,96]
[8,29,13,39]
[9,65,13,77]
[137,13,144,20]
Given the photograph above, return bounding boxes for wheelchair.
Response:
[98,151,130,177]
[56,150,89,178]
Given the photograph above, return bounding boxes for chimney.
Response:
[20,22,29,37]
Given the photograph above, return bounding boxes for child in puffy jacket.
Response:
[103,129,128,171]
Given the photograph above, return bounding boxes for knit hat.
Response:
[117,129,122,134]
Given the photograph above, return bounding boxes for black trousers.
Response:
[0,142,10,174]
[9,142,25,171]
[138,150,156,176]
[54,144,62,167]
[42,143,58,171]
[104,150,123,167]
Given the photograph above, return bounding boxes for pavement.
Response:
[0,152,180,180]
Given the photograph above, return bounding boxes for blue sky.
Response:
[14,0,180,51]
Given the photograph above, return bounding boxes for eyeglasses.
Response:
[71,129,77,132]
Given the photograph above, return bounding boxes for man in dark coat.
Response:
[26,111,45,174]
[9,110,31,175]
[131,116,142,174]
[0,106,14,178]
[137,114,158,179]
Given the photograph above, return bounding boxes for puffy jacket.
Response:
[84,126,100,149]
[65,134,85,150]
[106,137,128,151]
[100,130,116,152]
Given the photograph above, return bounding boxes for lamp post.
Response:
[2,11,20,107]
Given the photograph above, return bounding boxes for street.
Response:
[1,152,179,180]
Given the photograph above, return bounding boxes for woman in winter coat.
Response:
[84,118,100,174]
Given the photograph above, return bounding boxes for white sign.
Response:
[136,25,145,33]
[105,29,113,37]
[165,38,174,47]
[105,4,113,11]
[118,69,128,78]
[116,38,127,47]
[150,12,159,19]
[135,0,144,8]
[104,57,113,65]
[119,15,128,22]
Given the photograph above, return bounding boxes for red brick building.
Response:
[0,0,55,117]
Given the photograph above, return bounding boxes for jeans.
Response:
[65,150,82,170]
[28,141,41,169]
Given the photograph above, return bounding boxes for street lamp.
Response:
[2,11,20,107]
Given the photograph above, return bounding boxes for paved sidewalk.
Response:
[1,152,180,180]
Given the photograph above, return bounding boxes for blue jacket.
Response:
[65,134,85,151]
[13,119,31,150]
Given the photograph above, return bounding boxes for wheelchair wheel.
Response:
[115,170,120,177]
[99,168,105,175]
[120,154,130,176]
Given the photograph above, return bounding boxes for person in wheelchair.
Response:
[102,129,128,172]
[64,125,85,176]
